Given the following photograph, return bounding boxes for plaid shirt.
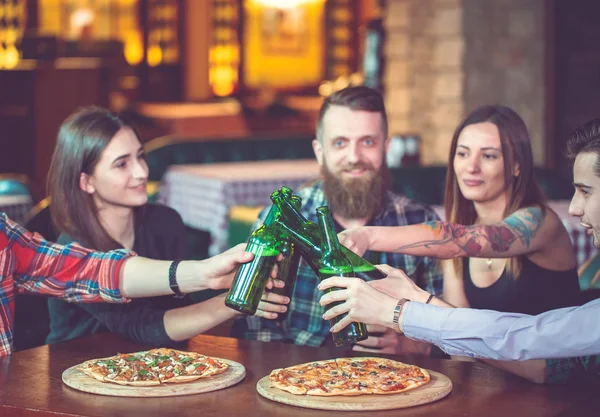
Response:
[546,356,600,384]
[233,182,443,346]
[0,213,130,356]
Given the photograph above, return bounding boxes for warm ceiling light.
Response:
[250,0,321,9]
[70,7,95,36]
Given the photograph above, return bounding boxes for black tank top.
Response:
[463,256,581,315]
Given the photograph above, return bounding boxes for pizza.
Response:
[78,348,229,386]
[269,357,430,396]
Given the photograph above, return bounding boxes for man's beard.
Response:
[321,160,390,220]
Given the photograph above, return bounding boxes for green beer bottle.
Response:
[272,191,387,280]
[272,240,300,322]
[225,203,281,315]
[271,195,302,321]
[316,206,369,347]
[270,191,323,276]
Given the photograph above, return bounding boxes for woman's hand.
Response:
[337,228,371,256]
[198,243,254,290]
[318,277,398,332]
[368,264,430,302]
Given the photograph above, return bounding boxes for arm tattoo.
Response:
[502,207,544,247]
[393,207,545,257]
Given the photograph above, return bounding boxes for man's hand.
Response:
[337,228,371,256]
[368,264,430,302]
[255,290,290,320]
[353,325,432,356]
[318,277,398,331]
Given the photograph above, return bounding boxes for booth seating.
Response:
[0,173,34,225]
[145,135,573,206]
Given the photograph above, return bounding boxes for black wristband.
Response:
[169,260,185,298]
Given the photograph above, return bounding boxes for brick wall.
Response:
[384,0,545,165]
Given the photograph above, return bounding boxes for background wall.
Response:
[384,0,545,166]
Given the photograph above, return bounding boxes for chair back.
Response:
[14,197,55,351]
[24,197,58,241]
[0,173,31,196]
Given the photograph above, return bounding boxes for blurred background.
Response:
[4,0,600,350]
[0,0,598,202]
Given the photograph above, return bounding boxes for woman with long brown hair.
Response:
[338,105,580,315]
[46,106,286,346]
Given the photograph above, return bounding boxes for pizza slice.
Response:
[340,357,430,395]
[268,357,431,396]
[79,352,161,386]
[78,348,229,386]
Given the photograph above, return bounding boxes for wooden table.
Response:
[0,333,597,417]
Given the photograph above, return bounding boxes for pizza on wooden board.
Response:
[269,357,430,396]
[78,348,228,386]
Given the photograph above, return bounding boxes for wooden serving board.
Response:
[62,358,245,397]
[256,369,452,411]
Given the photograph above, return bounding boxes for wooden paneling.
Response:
[0,60,108,197]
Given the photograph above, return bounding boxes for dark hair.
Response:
[48,107,142,251]
[316,86,388,140]
[565,118,600,175]
[444,105,546,278]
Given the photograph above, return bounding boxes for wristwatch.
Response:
[392,298,410,334]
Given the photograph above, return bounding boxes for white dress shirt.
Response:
[402,299,600,360]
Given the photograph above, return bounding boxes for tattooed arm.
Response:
[339,206,557,259]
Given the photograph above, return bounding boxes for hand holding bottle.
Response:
[255,289,290,319]
[318,276,398,332]
[191,243,255,291]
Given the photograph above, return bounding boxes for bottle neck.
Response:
[274,221,322,259]
[262,204,279,227]
[317,212,342,255]
[273,197,311,228]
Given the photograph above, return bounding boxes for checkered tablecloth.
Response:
[433,200,598,267]
[0,195,33,225]
[159,159,320,256]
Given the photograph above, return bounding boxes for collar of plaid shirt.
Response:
[234,182,444,347]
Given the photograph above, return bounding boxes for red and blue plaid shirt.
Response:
[0,213,131,356]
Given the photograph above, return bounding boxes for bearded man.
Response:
[232,86,442,353]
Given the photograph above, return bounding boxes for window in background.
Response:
[146,0,179,67]
[209,0,241,97]
[243,0,326,91]
[37,0,142,65]
[206,0,361,98]
[325,0,358,80]
[0,0,26,69]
